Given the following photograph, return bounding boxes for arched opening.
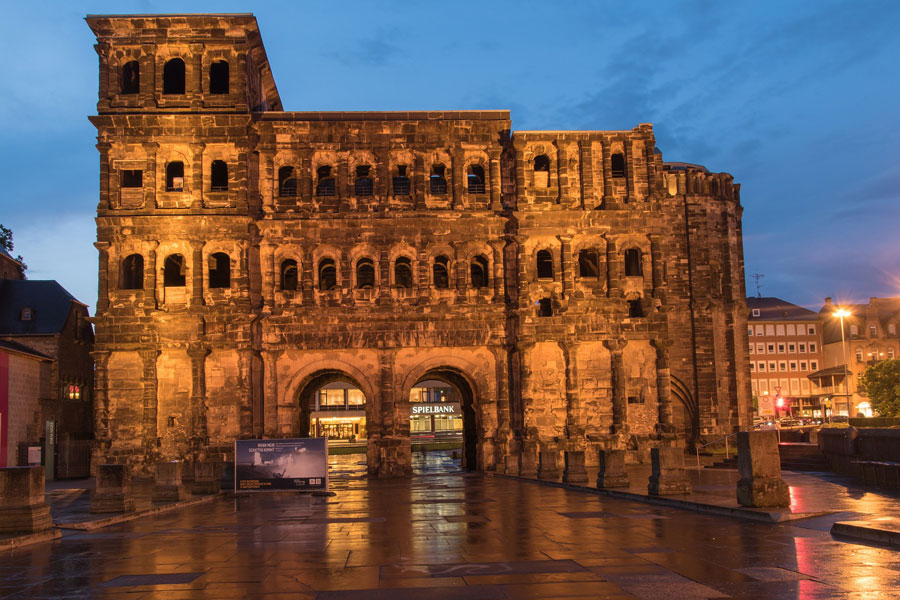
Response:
[316,165,336,196]
[318,258,337,290]
[120,254,143,290]
[278,166,297,197]
[433,255,450,288]
[354,165,373,197]
[533,154,550,188]
[536,249,553,279]
[394,256,413,288]
[356,257,375,288]
[611,152,626,178]
[430,164,447,194]
[393,165,411,195]
[297,371,367,445]
[470,255,489,288]
[280,259,298,291]
[624,248,643,276]
[578,249,600,278]
[467,164,485,194]
[208,252,230,288]
[166,161,184,192]
[162,58,185,95]
[410,369,477,471]
[163,254,186,287]
[209,60,229,94]
[210,160,228,191]
[121,60,140,94]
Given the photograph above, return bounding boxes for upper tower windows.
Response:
[467,165,485,194]
[279,166,297,197]
[210,160,228,191]
[209,60,229,94]
[536,250,553,279]
[121,61,140,94]
[611,152,626,178]
[166,162,184,192]
[533,155,550,188]
[316,166,336,196]
[430,164,448,195]
[354,166,374,197]
[163,58,186,95]
[393,166,411,196]
[624,248,642,276]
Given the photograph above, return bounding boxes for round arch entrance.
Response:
[410,369,477,471]
[296,370,367,444]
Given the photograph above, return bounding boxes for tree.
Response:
[0,223,27,277]
[859,359,900,417]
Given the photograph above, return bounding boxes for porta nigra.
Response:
[87,14,751,476]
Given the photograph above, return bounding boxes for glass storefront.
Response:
[308,382,366,442]
[409,380,463,438]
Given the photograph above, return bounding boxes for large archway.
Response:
[296,370,368,445]
[409,368,478,471]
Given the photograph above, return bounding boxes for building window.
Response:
[748,326,753,337]
[869,324,878,337]
[578,250,600,278]
[209,60,229,94]
[758,362,765,372]
[467,164,485,194]
[280,259,298,291]
[799,343,806,353]
[752,308,760,317]
[354,165,373,197]
[855,349,863,362]
[121,169,142,188]
[536,250,553,279]
[788,343,796,353]
[787,324,796,336]
[433,255,450,288]
[800,361,808,371]
[122,60,140,94]
[208,252,230,288]
[278,166,297,197]
[20,307,32,321]
[316,166,336,196]
[166,161,184,191]
[889,348,895,359]
[611,153,626,178]
[808,325,816,335]
[356,258,375,288]
[778,344,785,353]
[393,165,411,196]
[767,344,775,353]
[810,360,818,370]
[627,396,643,404]
[470,255,489,289]
[769,362,776,371]
[394,257,413,288]
[628,299,644,318]
[850,325,859,336]
[210,160,228,191]
[809,343,817,353]
[533,154,550,188]
[749,363,755,371]
[779,362,787,372]
[538,298,553,317]
[162,58,185,94]
[755,325,764,335]
[624,248,642,276]
[163,254,186,286]
[757,343,765,354]
[749,343,754,353]
[790,362,797,372]
[120,254,143,290]
[430,164,447,195]
[318,258,337,290]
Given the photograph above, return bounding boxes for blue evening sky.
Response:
[2,1,899,315]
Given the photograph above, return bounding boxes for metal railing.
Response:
[695,431,740,469]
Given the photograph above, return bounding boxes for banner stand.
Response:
[233,437,329,495]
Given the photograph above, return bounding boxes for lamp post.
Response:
[834,309,852,418]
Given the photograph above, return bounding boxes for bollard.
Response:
[563,451,588,484]
[152,461,188,502]
[191,462,221,495]
[0,466,52,533]
[736,431,789,507]
[538,450,560,480]
[597,450,630,489]
[91,464,135,513]
[648,447,692,495]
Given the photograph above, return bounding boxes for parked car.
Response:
[779,419,802,428]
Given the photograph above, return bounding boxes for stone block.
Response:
[597,450,630,489]
[91,464,135,513]
[152,461,187,502]
[0,467,52,534]
[563,451,588,484]
[538,450,560,480]
[503,453,520,476]
[519,443,538,478]
[736,431,789,508]
[191,462,221,495]
[648,447,691,495]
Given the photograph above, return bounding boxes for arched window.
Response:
[162,58,185,95]
[430,164,447,194]
[280,259,298,291]
[356,258,375,288]
[470,255,489,288]
[166,161,184,192]
[628,299,644,318]
[611,153,626,178]
[163,254,186,287]
[393,165,411,196]
[539,298,553,317]
[578,249,600,278]
[354,165,373,196]
[208,253,230,288]
[318,258,337,290]
[467,165,485,194]
[316,166,335,196]
[278,166,297,197]
[534,154,550,188]
[394,257,413,288]
[122,61,140,94]
[536,250,553,279]
[433,255,450,288]
[210,160,228,191]
[120,254,143,289]
[624,248,642,276]
[121,169,142,188]
[209,60,229,94]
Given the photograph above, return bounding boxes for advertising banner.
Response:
[758,395,775,417]
[234,438,328,492]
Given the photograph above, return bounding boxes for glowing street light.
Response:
[833,308,852,418]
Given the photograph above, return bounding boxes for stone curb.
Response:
[831,521,900,547]
[55,492,225,531]
[0,529,62,552]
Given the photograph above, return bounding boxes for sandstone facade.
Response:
[87,14,751,476]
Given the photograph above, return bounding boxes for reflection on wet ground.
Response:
[3,451,900,599]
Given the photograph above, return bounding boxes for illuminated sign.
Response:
[411,403,459,415]
[235,438,328,492]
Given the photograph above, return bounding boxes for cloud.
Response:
[325,36,402,67]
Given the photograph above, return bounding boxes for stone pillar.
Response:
[563,451,588,484]
[562,342,580,441]
[605,340,627,434]
[140,349,160,454]
[538,449,560,480]
[261,350,279,437]
[489,149,502,211]
[652,340,675,433]
[519,440,538,477]
[413,154,426,210]
[146,242,159,309]
[92,351,111,451]
[559,235,573,299]
[95,242,111,314]
[191,241,204,306]
[451,147,464,210]
[597,450,629,489]
[188,345,210,449]
[97,141,112,209]
[299,148,313,200]
[152,461,187,502]
[601,142,612,203]
[556,144,568,203]
[736,431,789,508]
[648,447,691,495]
[606,240,622,298]
[579,140,594,209]
[142,142,158,209]
[91,464,135,513]
[490,241,504,301]
[0,467,52,534]
[375,351,410,477]
[191,461,221,495]
[259,241,275,308]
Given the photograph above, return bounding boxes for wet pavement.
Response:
[2,452,900,599]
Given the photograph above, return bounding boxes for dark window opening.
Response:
[628,299,644,318]
[470,255,489,288]
[430,164,447,195]
[536,250,553,279]
[394,257,413,288]
[318,258,337,290]
[578,249,600,278]
[122,61,140,94]
[624,248,643,276]
[208,252,230,288]
[356,258,375,288]
[467,165,485,194]
[280,259,298,291]
[121,169,143,188]
[210,160,228,191]
[163,254,186,287]
[20,307,32,321]
[278,166,297,197]
[611,153,626,178]
[539,298,553,317]
[433,255,450,288]
[354,165,373,196]
[209,60,229,94]
[534,154,550,188]
[316,166,335,196]
[121,254,143,290]
[166,161,184,192]
[162,58,185,95]
[393,165,411,195]
[627,395,643,404]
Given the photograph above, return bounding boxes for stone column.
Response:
[651,340,675,433]
[301,247,315,306]
[189,43,203,102]
[562,342,580,441]
[190,143,204,204]
[259,241,275,308]
[299,148,313,201]
[191,241,204,306]
[188,345,210,449]
[559,235,573,299]
[563,451,588,484]
[491,241,505,301]
[606,240,622,298]
[413,153,426,210]
[92,350,111,449]
[146,242,158,309]
[601,141,612,203]
[451,147,464,210]
[261,350,280,437]
[0,467,52,534]
[376,147,390,209]
[579,140,594,209]
[337,157,351,211]
[605,340,627,434]
[489,149,502,211]
[152,461,187,502]
[140,349,160,454]
[191,461,221,495]
[556,144,568,204]
[538,448,560,480]
[597,450,629,488]
[142,142,158,209]
[648,447,691,495]
[736,431,789,507]
[91,464,135,513]
[95,242,110,314]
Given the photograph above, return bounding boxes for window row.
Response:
[747,323,816,337]
[848,323,898,337]
[119,253,232,289]
[121,58,229,95]
[750,360,818,373]
[120,160,230,192]
[275,163,488,198]
[529,152,625,189]
[533,248,642,280]
[753,378,816,396]
[855,347,896,361]
[749,341,817,354]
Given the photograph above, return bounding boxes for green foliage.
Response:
[860,359,900,417]
[0,223,27,276]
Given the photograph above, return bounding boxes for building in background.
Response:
[0,339,51,468]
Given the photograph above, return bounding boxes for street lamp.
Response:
[834,308,852,418]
